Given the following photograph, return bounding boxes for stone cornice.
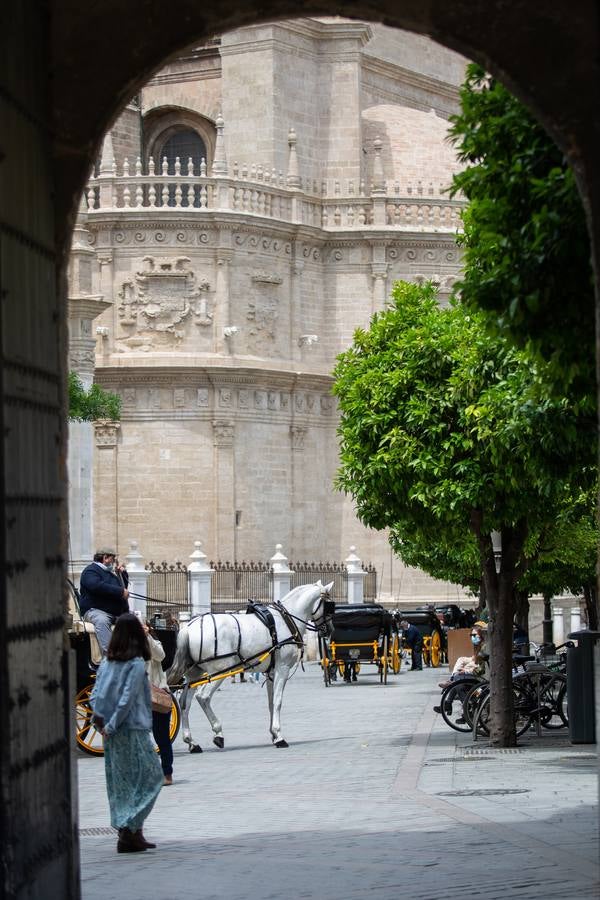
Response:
[68,295,111,319]
[95,364,334,390]
[361,55,461,110]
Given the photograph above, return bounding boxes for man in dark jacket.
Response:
[80,549,129,654]
[400,620,423,671]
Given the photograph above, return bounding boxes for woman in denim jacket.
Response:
[91,613,163,853]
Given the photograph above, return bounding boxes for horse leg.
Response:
[179,685,203,753]
[197,680,225,749]
[269,664,291,748]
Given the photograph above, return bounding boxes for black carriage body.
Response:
[329,604,394,660]
[69,623,178,691]
[399,609,444,641]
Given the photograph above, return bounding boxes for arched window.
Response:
[158,128,207,175]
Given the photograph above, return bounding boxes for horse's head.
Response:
[311,580,335,636]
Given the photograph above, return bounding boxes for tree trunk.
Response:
[583,583,599,630]
[471,513,528,748]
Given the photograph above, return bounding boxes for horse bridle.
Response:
[277,589,334,637]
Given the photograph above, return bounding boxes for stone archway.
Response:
[2,2,598,898]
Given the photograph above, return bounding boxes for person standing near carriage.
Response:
[91,613,163,853]
[80,549,130,655]
[143,622,175,786]
[400,620,423,670]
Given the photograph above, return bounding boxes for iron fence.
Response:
[210,560,273,613]
[142,558,377,616]
[145,560,191,619]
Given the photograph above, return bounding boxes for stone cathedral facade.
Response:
[68,18,472,602]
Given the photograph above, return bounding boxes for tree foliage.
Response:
[448,64,595,399]
[68,371,121,422]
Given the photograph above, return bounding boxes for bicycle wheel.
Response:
[538,673,568,729]
[75,682,104,755]
[477,681,533,737]
[439,681,477,733]
[462,681,489,732]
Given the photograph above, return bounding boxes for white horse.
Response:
[167,581,334,750]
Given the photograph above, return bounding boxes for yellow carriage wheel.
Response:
[430,630,442,668]
[390,634,401,674]
[75,683,104,756]
[422,635,432,667]
[167,693,181,742]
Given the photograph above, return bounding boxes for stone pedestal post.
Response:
[271,544,292,602]
[542,596,554,645]
[570,606,582,633]
[125,540,149,618]
[189,541,214,615]
[345,546,366,604]
[553,607,564,645]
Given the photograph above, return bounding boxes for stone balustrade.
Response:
[85,154,464,233]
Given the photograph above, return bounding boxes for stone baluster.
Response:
[148,155,155,176]
[232,160,239,178]
[200,157,207,176]
[187,157,194,175]
[271,544,292,603]
[345,546,366,604]
[125,540,149,617]
[161,156,168,175]
[371,137,387,226]
[200,184,207,208]
[188,541,214,615]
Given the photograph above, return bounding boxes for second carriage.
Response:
[398,608,445,668]
[319,603,401,685]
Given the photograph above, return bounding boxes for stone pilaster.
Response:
[212,419,235,560]
[213,249,234,355]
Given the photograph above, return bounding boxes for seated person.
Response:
[79,549,129,655]
[439,622,487,689]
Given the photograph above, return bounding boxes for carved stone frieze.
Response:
[197,388,209,408]
[116,255,212,350]
[251,272,283,284]
[247,296,278,346]
[174,388,185,408]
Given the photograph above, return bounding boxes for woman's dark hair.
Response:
[107,613,151,662]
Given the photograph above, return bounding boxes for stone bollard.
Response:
[270,544,292,602]
[125,540,149,619]
[553,607,564,645]
[345,546,366,604]
[189,540,214,615]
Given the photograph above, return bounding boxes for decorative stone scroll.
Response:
[117,256,212,349]
[212,420,235,447]
[94,421,120,447]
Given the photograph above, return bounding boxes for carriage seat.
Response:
[71,618,103,665]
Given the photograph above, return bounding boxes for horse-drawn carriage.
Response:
[67,581,181,755]
[398,608,445,668]
[319,603,401,685]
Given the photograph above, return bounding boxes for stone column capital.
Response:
[212,419,235,447]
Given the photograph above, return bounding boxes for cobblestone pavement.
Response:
[78,665,599,900]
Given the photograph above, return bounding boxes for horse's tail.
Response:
[167,625,191,686]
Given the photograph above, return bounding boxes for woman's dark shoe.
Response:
[136,830,156,849]
[117,828,147,853]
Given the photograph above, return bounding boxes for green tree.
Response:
[68,371,121,422]
[448,64,595,402]
[333,280,590,745]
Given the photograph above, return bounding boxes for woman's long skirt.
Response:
[104,728,163,831]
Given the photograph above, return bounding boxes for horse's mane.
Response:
[279,582,320,605]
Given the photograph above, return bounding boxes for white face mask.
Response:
[105,560,115,571]
[471,635,481,645]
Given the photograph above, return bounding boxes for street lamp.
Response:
[490,530,502,574]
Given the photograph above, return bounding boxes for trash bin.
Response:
[566,630,600,744]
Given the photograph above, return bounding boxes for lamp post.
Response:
[490,530,502,575]
[542,595,554,645]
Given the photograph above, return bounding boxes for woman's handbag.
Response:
[150,684,172,715]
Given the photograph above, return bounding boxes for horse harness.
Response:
[184,598,309,687]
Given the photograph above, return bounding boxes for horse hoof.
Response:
[213,736,225,749]
[274,739,289,748]
[189,744,203,754]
